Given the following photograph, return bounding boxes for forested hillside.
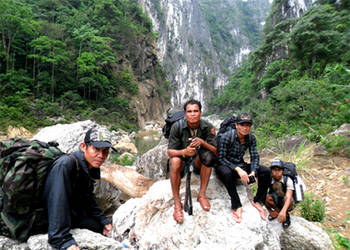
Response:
[211,0,350,147]
[0,0,170,132]
[198,0,270,74]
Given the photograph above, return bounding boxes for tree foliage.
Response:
[211,2,350,141]
[0,0,168,131]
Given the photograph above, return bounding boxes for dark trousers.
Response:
[71,212,104,234]
[216,163,271,210]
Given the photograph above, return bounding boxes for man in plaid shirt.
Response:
[215,113,271,223]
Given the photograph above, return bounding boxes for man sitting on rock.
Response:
[215,113,271,223]
[44,127,114,250]
[265,159,294,228]
[167,99,217,224]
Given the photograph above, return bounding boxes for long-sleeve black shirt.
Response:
[43,150,110,249]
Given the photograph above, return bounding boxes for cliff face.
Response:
[198,0,271,73]
[266,0,316,31]
[139,0,271,111]
[139,0,226,112]
[120,34,171,128]
[133,0,314,115]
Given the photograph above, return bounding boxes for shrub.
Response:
[321,134,350,157]
[299,192,326,222]
[110,153,135,166]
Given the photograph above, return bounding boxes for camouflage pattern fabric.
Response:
[0,138,64,242]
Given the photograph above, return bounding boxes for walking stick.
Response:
[184,124,197,216]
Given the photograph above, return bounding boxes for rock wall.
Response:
[139,0,270,111]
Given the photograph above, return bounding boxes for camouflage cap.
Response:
[84,127,117,152]
[236,113,253,124]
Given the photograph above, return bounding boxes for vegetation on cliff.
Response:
[211,1,350,147]
[0,0,169,132]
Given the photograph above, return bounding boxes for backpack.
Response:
[0,138,76,241]
[162,110,185,139]
[276,162,306,203]
[216,115,252,147]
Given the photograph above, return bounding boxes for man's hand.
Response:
[278,210,287,223]
[67,245,80,250]
[248,171,256,186]
[189,137,204,148]
[103,224,112,236]
[236,167,249,184]
[184,145,197,157]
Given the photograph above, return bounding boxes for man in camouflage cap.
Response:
[44,127,115,250]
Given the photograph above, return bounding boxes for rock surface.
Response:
[112,172,334,250]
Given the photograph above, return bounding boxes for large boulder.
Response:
[27,229,125,250]
[112,171,334,250]
[133,136,169,181]
[0,229,126,250]
[7,126,33,139]
[329,124,350,138]
[32,120,98,153]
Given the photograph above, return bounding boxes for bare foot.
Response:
[173,205,184,224]
[251,201,267,220]
[231,207,242,223]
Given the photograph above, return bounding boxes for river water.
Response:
[132,132,162,155]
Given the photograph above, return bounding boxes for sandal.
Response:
[197,196,211,211]
[231,210,242,223]
[173,205,184,224]
[268,214,277,221]
[282,213,291,228]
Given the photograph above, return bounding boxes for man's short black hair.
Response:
[183,99,202,112]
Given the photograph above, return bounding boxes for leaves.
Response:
[212,1,350,140]
[0,0,166,131]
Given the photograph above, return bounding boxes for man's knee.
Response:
[169,157,183,172]
[259,165,271,175]
[216,165,233,180]
[198,148,215,167]
[265,194,275,207]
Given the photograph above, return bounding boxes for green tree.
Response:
[287,5,344,78]
[0,0,37,71]
[29,36,69,102]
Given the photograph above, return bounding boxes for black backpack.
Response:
[0,138,77,241]
[162,110,185,139]
[216,115,252,147]
[282,162,305,203]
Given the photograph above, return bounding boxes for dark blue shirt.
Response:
[44,150,111,249]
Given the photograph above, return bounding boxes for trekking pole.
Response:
[184,124,196,216]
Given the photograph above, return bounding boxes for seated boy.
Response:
[265,159,294,228]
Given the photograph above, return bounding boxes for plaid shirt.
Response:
[217,129,260,173]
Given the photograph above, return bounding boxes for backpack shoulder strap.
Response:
[224,128,235,148]
[177,118,185,138]
[231,128,235,145]
[283,175,288,194]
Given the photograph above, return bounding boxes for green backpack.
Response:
[0,138,76,242]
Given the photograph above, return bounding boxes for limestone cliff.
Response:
[139,0,271,111]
